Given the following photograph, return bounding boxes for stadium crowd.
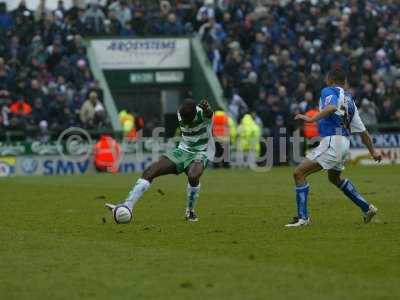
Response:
[0,0,107,138]
[0,0,399,138]
[196,0,400,130]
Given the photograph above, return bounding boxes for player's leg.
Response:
[123,156,177,210]
[286,159,322,227]
[328,170,378,223]
[293,159,323,185]
[106,157,177,213]
[184,161,205,221]
[142,156,178,182]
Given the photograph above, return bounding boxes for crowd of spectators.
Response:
[195,0,400,130]
[0,0,107,139]
[0,0,400,140]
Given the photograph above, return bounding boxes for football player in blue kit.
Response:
[286,69,382,227]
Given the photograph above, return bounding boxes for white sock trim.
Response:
[186,183,201,210]
[137,178,151,188]
[187,183,201,190]
[124,178,151,210]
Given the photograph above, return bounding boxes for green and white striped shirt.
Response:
[177,106,213,154]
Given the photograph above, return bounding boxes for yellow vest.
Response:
[237,114,261,153]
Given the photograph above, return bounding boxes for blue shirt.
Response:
[318,87,356,137]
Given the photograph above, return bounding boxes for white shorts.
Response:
[306,135,350,171]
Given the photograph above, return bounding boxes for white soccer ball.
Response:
[113,205,133,224]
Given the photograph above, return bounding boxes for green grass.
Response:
[0,165,399,300]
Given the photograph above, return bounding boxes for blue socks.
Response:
[296,184,310,219]
[294,179,369,220]
[339,179,370,213]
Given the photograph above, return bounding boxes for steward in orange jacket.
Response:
[212,111,229,142]
[10,99,32,116]
[303,108,319,138]
[94,135,121,173]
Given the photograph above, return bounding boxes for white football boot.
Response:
[105,203,116,211]
[285,217,310,227]
[363,204,378,224]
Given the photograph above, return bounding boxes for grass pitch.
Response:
[0,165,399,300]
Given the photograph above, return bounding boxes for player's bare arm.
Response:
[294,105,337,123]
[199,99,213,118]
[359,131,382,162]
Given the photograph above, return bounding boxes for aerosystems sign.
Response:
[92,38,190,70]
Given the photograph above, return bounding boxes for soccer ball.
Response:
[113,205,133,224]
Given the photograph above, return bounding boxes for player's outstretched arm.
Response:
[199,99,213,119]
[359,130,382,162]
[294,105,337,123]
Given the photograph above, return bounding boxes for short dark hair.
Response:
[179,98,197,123]
[327,68,347,85]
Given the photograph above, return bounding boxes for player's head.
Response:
[326,69,347,87]
[179,98,197,124]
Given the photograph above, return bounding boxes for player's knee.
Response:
[187,172,200,186]
[293,168,304,182]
